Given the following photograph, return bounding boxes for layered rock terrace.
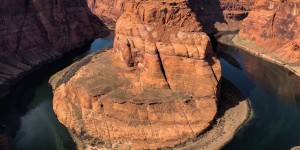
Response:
[52,0,222,149]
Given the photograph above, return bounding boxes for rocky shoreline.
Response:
[50,47,251,150]
[214,31,300,78]
[232,35,300,77]
[173,78,251,150]
[48,0,257,149]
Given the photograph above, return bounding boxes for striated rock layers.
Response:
[237,0,300,64]
[87,0,255,32]
[52,0,221,149]
[189,0,255,33]
[0,0,109,97]
[87,0,128,29]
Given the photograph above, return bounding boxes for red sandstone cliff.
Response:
[237,0,300,64]
[87,0,255,32]
[87,0,128,29]
[51,0,221,149]
[0,0,109,97]
[190,0,255,33]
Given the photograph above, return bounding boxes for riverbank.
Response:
[50,46,251,149]
[0,34,109,99]
[171,78,251,150]
[232,35,300,77]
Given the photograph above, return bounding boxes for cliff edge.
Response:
[234,0,300,76]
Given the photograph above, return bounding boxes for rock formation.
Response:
[87,0,128,29]
[51,0,221,149]
[0,0,109,97]
[237,0,300,64]
[87,0,255,32]
[189,0,255,33]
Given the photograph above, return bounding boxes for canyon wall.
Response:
[52,0,221,149]
[87,0,255,32]
[238,0,300,64]
[0,0,109,97]
[87,0,128,29]
[189,0,255,33]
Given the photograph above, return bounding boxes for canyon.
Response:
[2,0,300,149]
[234,0,300,76]
[0,0,109,97]
[87,0,255,32]
[0,0,256,98]
[51,0,222,149]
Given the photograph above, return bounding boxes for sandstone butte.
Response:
[51,0,222,149]
[87,0,255,32]
[0,0,109,97]
[234,0,300,75]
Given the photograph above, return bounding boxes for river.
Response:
[0,33,300,150]
[219,44,300,150]
[0,33,114,150]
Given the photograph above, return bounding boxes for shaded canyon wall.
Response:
[0,0,109,97]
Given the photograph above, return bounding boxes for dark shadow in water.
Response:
[217,77,246,118]
[241,51,300,105]
[217,43,300,150]
[218,51,242,70]
[0,40,95,150]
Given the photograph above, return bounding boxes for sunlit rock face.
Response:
[52,0,221,149]
[114,0,221,96]
[238,0,300,64]
[0,0,109,97]
[87,0,128,29]
[87,0,255,32]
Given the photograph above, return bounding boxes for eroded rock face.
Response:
[0,0,109,97]
[114,0,221,96]
[87,0,255,32]
[190,0,255,33]
[52,0,221,149]
[238,0,300,64]
[87,0,129,29]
